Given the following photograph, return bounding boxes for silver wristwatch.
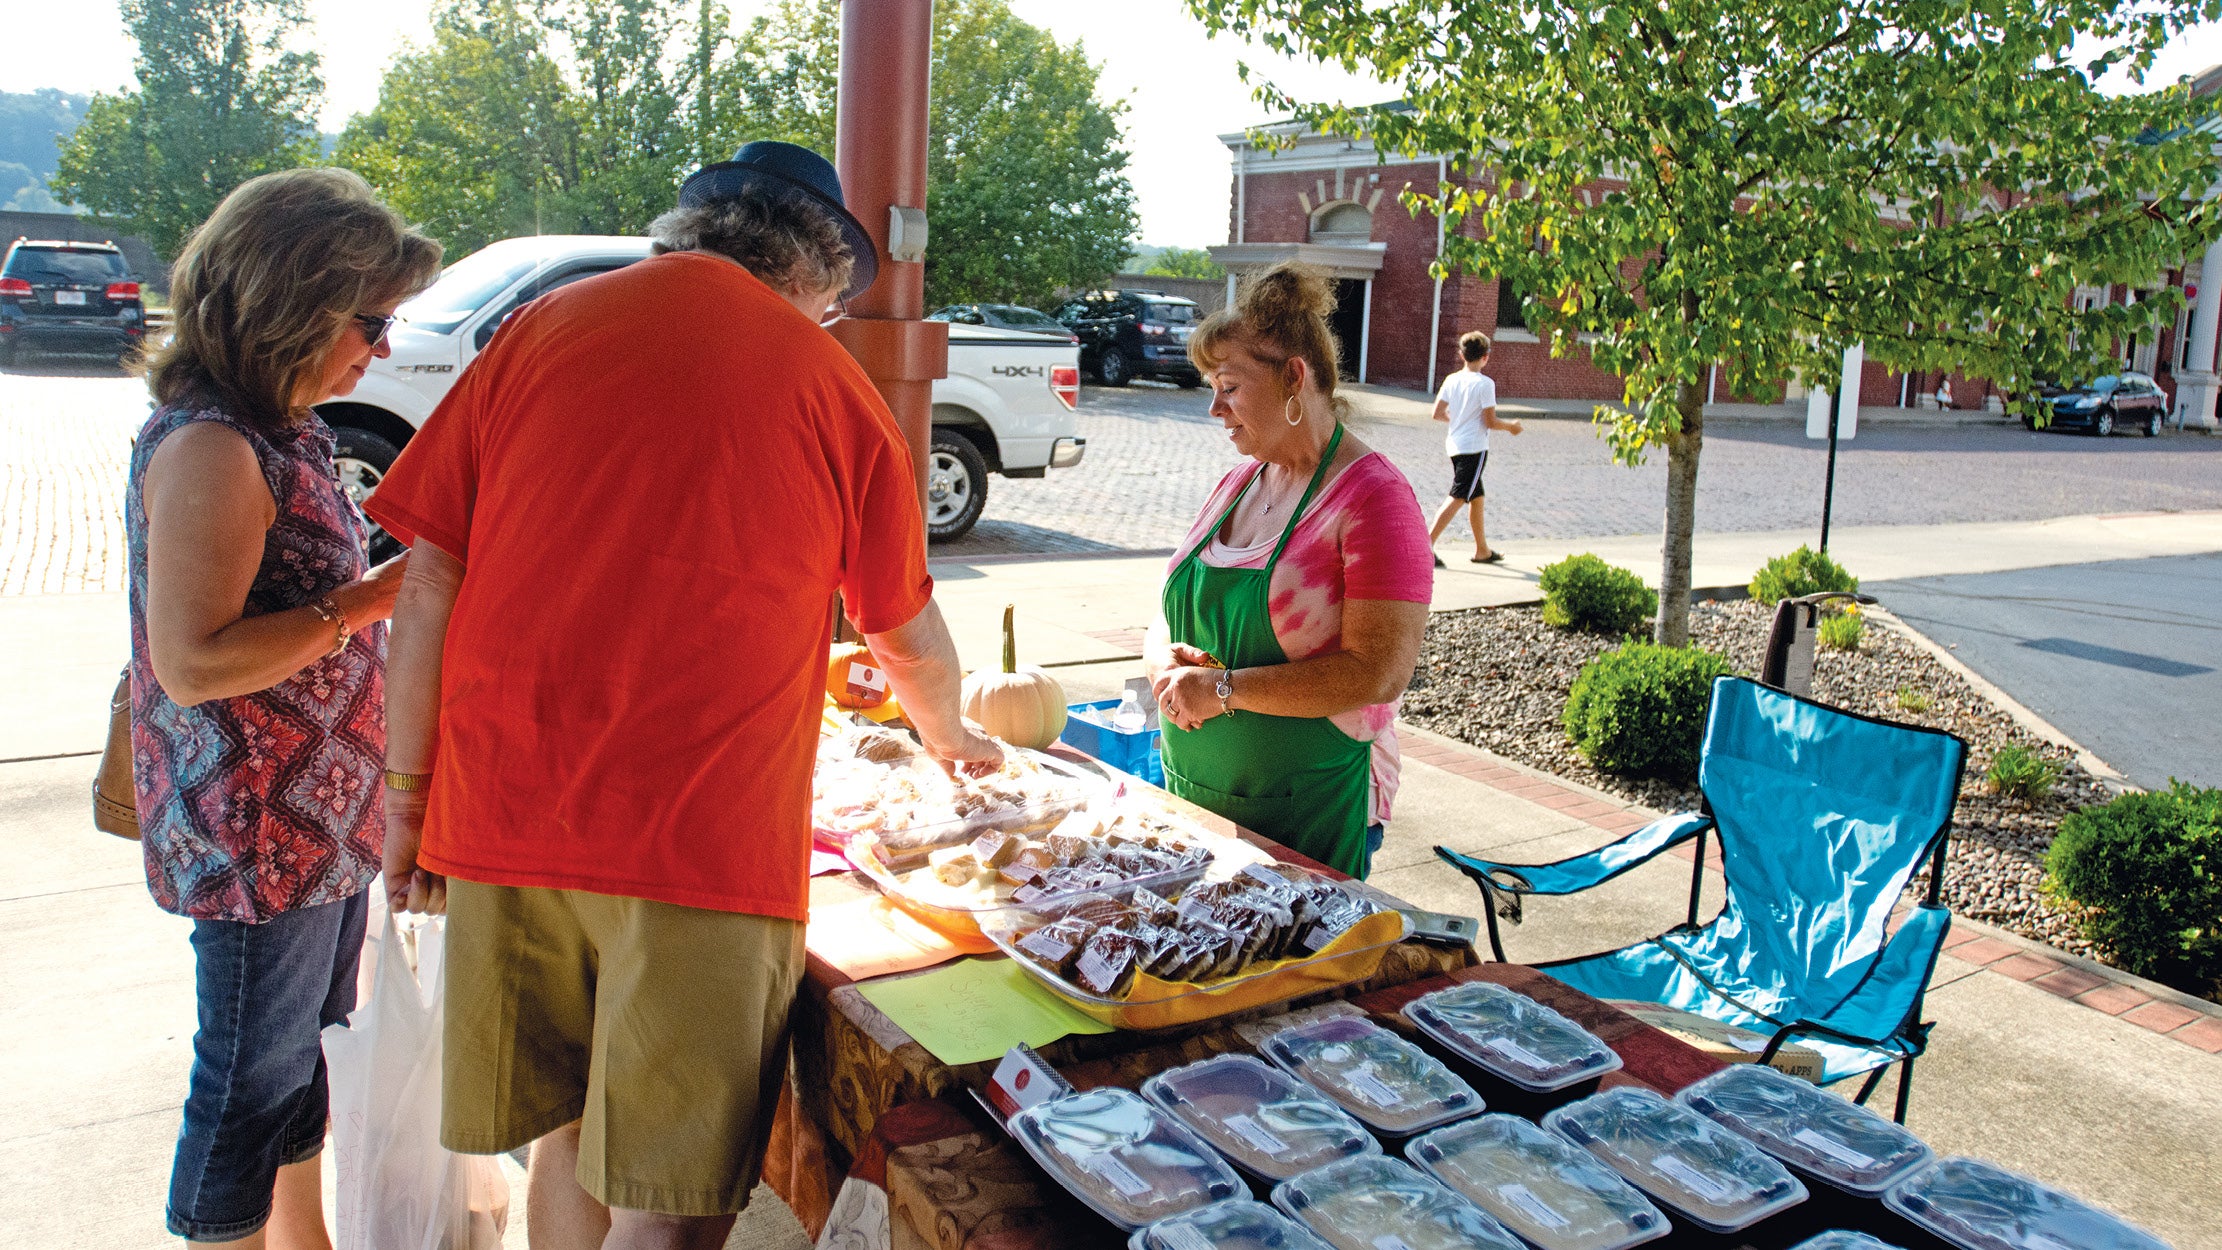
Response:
[1213,669,1234,714]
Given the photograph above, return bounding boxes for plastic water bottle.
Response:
[1112,689,1149,733]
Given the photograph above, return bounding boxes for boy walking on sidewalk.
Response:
[1428,331,1523,563]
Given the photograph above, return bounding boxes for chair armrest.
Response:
[1435,811,1713,898]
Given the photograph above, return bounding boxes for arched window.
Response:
[1309,201,1373,245]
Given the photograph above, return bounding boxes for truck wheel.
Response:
[332,426,406,562]
[1175,373,1202,389]
[1097,347,1132,387]
[926,428,989,542]
[2145,411,2162,437]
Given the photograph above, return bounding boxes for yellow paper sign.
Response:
[856,956,1112,1066]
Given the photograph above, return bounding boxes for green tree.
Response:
[51,0,322,256]
[335,1,578,256]
[1190,0,2221,645]
[716,0,1138,306]
[1144,246,1225,280]
[549,0,701,234]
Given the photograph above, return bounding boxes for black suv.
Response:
[1055,289,1202,387]
[0,239,146,366]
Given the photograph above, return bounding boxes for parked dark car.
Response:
[2028,372,2168,437]
[0,239,146,366]
[1054,289,1203,387]
[927,302,1078,342]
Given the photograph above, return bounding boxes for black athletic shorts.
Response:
[1448,450,1487,500]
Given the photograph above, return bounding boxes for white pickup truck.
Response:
[316,235,1085,547]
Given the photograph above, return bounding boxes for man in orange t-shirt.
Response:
[368,142,998,1246]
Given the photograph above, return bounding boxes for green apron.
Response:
[1159,425,1374,877]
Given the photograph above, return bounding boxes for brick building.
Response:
[1207,107,2222,430]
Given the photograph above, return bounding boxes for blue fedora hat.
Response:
[679,140,879,299]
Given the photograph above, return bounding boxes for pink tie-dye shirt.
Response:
[1171,449,1436,823]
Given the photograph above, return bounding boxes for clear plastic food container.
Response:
[1883,1157,2172,1250]
[812,742,1102,855]
[1676,1063,1932,1196]
[1142,1055,1379,1182]
[1259,1016,1483,1137]
[1127,1199,1334,1250]
[986,885,1412,1031]
[1008,1087,1243,1230]
[1402,981,1624,1093]
[1543,1087,1808,1233]
[1788,1233,1905,1250]
[1409,1113,1671,1250]
[1270,1154,1527,1250]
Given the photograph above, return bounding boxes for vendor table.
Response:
[762,784,1477,1238]
[805,963,1747,1250]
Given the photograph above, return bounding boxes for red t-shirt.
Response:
[367,251,931,921]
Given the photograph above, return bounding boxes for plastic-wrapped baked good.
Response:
[1127,1199,1333,1250]
[1402,981,1623,1092]
[1142,1055,1378,1182]
[1270,1154,1526,1250]
[1882,1157,2171,1250]
[1544,1087,1807,1233]
[1787,1234,1905,1250]
[1409,1113,1669,1250]
[1009,1087,1243,1230]
[1676,1063,1931,1196]
[1260,1016,1482,1136]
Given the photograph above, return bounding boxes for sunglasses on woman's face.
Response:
[351,312,396,347]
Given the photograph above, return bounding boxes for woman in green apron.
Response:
[1146,264,1434,878]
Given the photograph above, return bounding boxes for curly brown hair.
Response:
[1187,262,1343,406]
[147,168,441,431]
[647,183,855,297]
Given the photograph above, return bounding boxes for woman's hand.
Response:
[1154,664,1230,732]
[337,551,409,626]
[381,786,447,915]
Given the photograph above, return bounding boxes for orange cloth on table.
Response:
[366,251,932,923]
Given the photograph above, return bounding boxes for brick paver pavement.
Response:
[7,365,2222,586]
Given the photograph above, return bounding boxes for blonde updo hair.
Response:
[148,168,441,431]
[1187,261,1343,410]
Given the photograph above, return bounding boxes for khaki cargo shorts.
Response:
[441,879,805,1217]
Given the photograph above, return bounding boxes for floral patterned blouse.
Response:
[126,402,386,923]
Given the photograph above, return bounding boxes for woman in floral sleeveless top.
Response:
[128,168,437,1247]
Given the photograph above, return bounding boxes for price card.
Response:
[1651,1153,1736,1204]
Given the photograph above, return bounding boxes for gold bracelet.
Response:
[309,596,352,657]
[383,770,431,792]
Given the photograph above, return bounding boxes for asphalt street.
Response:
[1872,553,2222,789]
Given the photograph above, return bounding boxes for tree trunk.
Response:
[1655,378,1704,647]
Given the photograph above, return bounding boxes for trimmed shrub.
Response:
[2045,783,2222,995]
[1539,554,1657,634]
[1563,642,1736,780]
[1749,545,1859,605]
[1817,609,1864,651]
[1987,744,2059,801]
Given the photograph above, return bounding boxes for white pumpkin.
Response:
[960,605,1067,749]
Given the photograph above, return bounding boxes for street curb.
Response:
[1864,605,2136,793]
[1938,910,2222,1030]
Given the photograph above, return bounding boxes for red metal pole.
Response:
[831,0,947,518]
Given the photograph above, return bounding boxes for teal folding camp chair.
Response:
[1438,677,1968,1121]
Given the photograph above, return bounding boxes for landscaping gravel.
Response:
[1401,598,2113,961]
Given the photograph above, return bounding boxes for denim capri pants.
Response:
[167,890,367,1241]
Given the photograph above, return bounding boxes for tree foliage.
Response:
[51,0,323,256]
[1144,246,1227,279]
[1188,0,2222,644]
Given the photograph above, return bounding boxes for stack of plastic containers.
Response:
[1270,1154,1527,1250]
[1788,1233,1903,1250]
[1544,1086,1810,1235]
[1402,982,1624,1112]
[1141,1055,1379,1183]
[1007,1087,1243,1231]
[1128,1199,1332,1250]
[1407,1113,1671,1250]
[1882,1157,2174,1250]
[1260,1016,1485,1140]
[1677,1064,1932,1199]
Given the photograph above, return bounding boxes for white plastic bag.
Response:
[326,913,510,1250]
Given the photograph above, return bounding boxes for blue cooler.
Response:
[1060,699,1163,786]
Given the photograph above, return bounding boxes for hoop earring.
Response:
[1284,395,1303,427]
